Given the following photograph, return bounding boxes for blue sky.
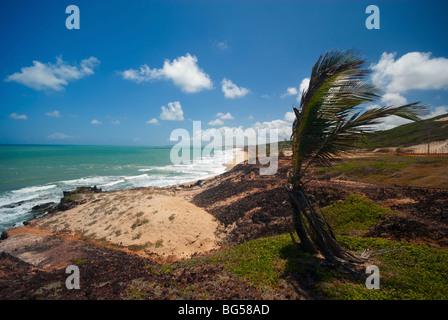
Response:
[1,0,448,146]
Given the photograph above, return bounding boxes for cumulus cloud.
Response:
[216,112,234,120]
[371,52,448,94]
[423,105,448,120]
[45,110,61,118]
[281,87,298,98]
[381,92,408,106]
[5,56,99,91]
[221,78,249,99]
[296,78,310,101]
[110,120,121,125]
[208,119,224,126]
[146,118,159,125]
[47,132,71,140]
[368,51,448,129]
[90,119,102,125]
[365,104,448,132]
[253,119,292,142]
[284,111,295,122]
[160,101,184,121]
[9,113,27,120]
[199,118,292,147]
[121,54,213,93]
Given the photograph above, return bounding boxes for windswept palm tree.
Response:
[287,49,424,263]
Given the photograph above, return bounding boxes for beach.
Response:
[0,145,246,232]
[1,154,447,299]
[0,147,249,264]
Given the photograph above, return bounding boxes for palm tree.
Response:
[287,49,424,263]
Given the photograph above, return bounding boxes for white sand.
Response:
[33,188,220,262]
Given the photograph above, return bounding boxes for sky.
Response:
[1,0,448,146]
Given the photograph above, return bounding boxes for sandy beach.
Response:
[0,148,249,264]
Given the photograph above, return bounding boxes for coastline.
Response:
[0,146,246,233]
[0,147,251,265]
[223,147,248,171]
[1,155,448,299]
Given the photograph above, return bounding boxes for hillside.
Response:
[361,113,448,151]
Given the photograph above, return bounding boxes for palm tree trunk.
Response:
[286,184,361,263]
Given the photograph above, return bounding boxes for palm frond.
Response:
[291,49,426,184]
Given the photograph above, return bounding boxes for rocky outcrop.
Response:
[56,186,103,211]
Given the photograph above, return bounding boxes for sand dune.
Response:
[31,188,220,262]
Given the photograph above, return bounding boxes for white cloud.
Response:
[146,118,159,125]
[371,115,412,131]
[5,56,99,91]
[371,52,448,93]
[221,78,249,99]
[281,87,298,98]
[296,78,310,101]
[110,120,121,125]
[217,41,228,50]
[381,92,408,106]
[253,119,292,142]
[90,119,102,125]
[45,110,61,118]
[299,78,310,93]
[216,112,234,120]
[367,105,448,131]
[47,132,71,140]
[208,119,224,126]
[197,118,293,148]
[284,111,296,122]
[423,105,448,120]
[160,101,184,121]
[9,113,27,120]
[121,54,212,93]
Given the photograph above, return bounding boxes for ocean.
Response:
[0,145,237,232]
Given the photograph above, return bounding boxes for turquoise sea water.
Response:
[0,145,236,232]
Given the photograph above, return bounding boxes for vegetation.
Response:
[359,113,448,150]
[314,155,448,188]
[210,194,448,299]
[322,194,393,236]
[287,49,424,262]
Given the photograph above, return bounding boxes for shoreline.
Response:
[0,147,248,233]
[1,155,448,299]
[0,147,250,265]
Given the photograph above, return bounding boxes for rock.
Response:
[31,202,57,215]
[57,186,103,211]
[0,200,27,209]
[0,230,9,240]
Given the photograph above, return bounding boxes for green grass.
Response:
[205,191,448,299]
[73,258,87,265]
[313,155,448,188]
[214,235,301,287]
[316,156,414,177]
[358,113,448,150]
[211,232,448,300]
[322,194,393,235]
[324,236,448,299]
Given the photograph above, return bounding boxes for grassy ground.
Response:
[314,155,448,188]
[359,114,448,150]
[168,193,448,300]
